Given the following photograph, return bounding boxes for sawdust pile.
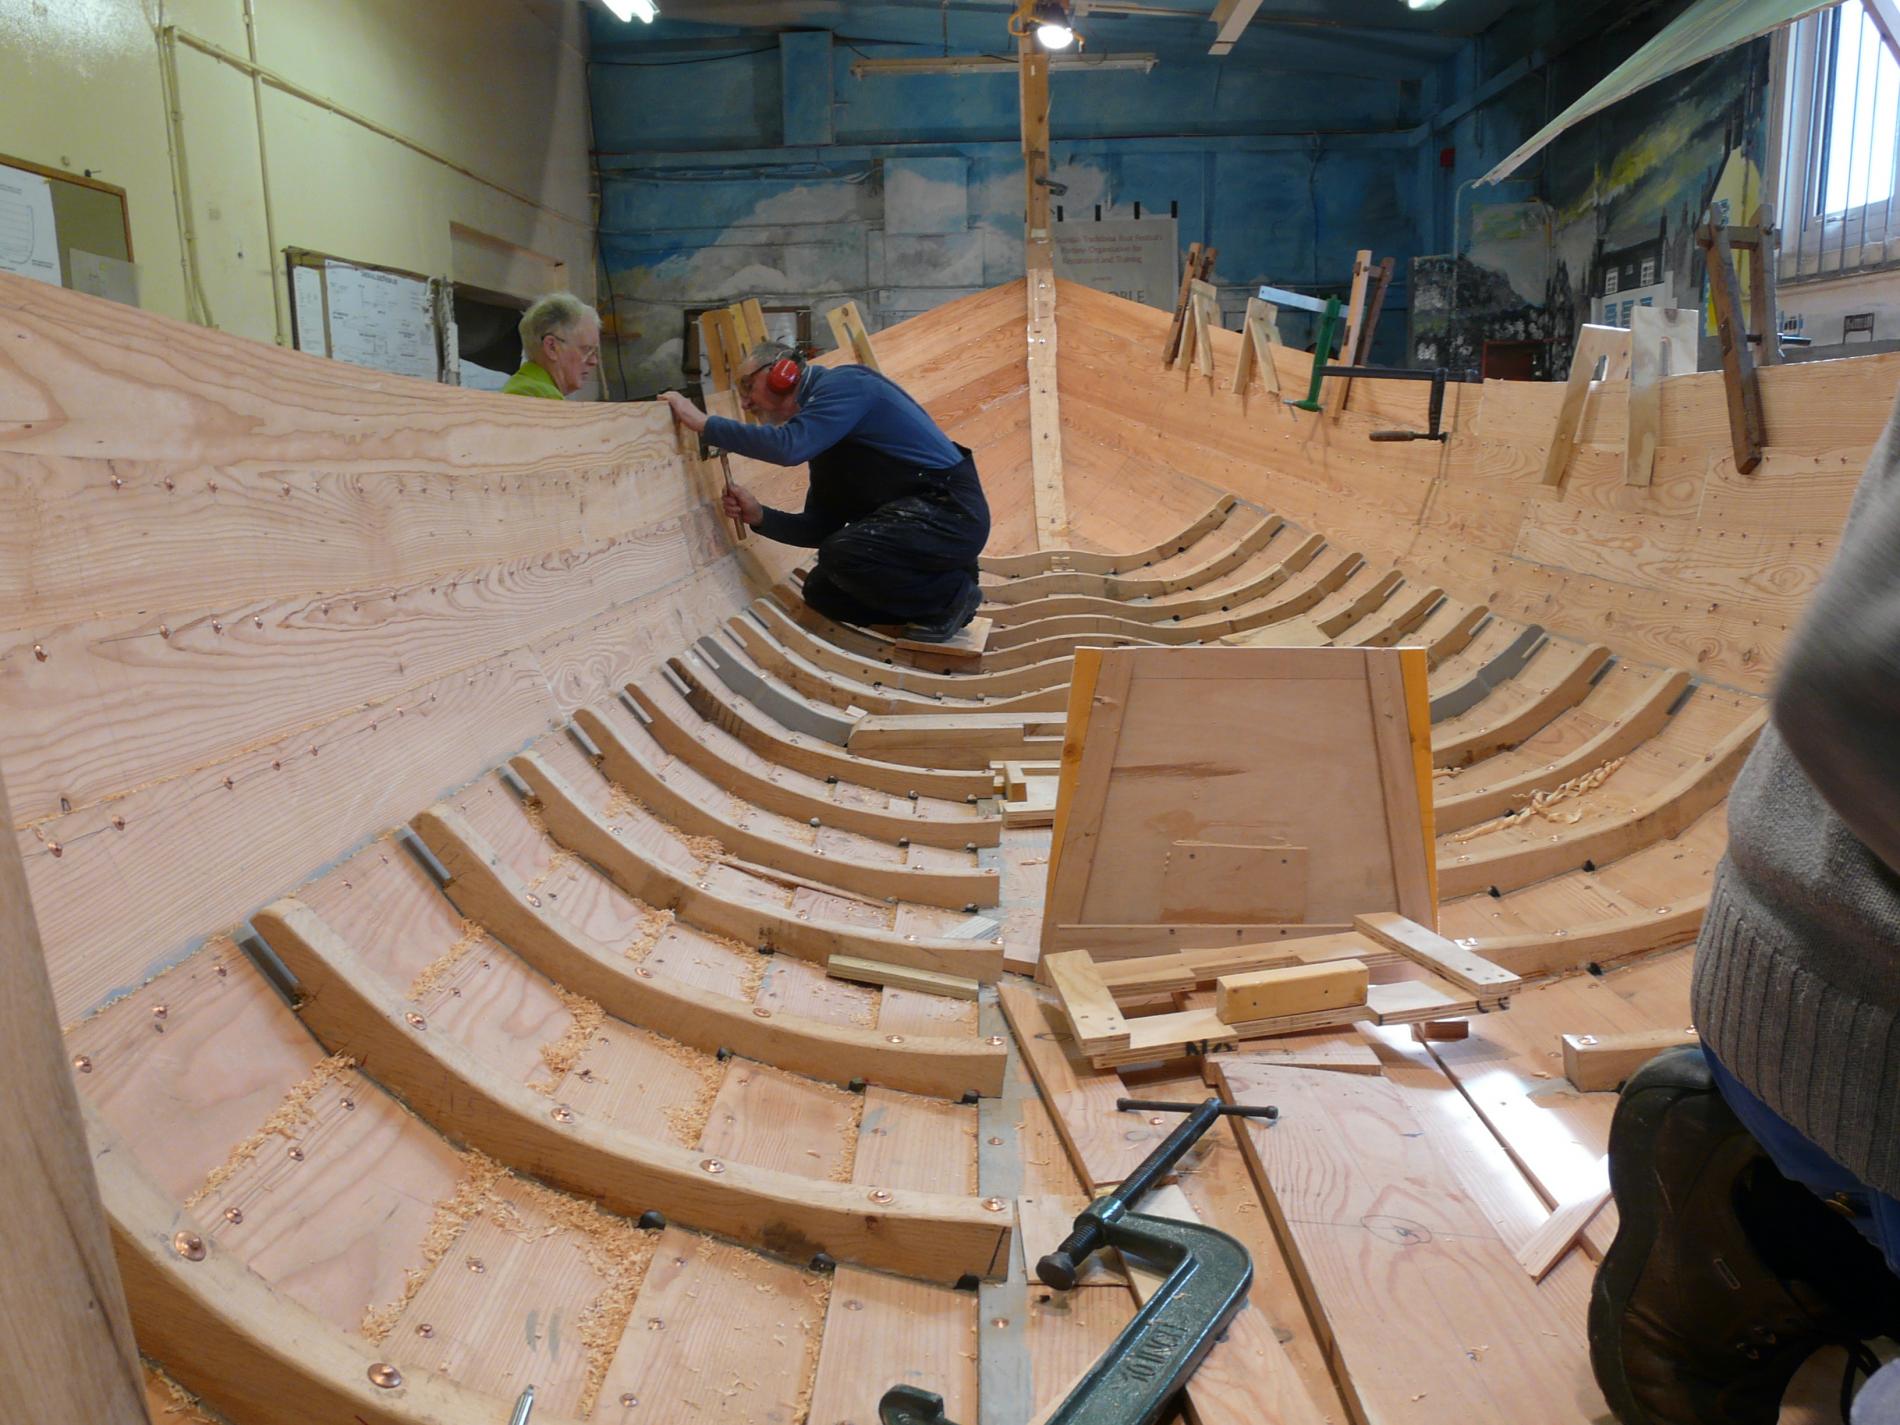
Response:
[536,987,607,1092]
[184,1053,356,1209]
[404,919,487,1001]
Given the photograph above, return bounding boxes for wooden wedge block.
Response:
[1044,950,1131,1053]
[1216,959,1368,1023]
[1353,912,1521,997]
[1562,1027,1699,1092]
[826,954,981,1002]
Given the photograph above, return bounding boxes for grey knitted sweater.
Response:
[1692,387,1900,1197]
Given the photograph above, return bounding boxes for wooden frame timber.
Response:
[979,495,1239,578]
[511,749,1005,980]
[412,805,1005,1097]
[255,900,1011,1282]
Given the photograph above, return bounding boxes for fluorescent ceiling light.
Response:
[1406,0,1449,9]
[602,0,658,21]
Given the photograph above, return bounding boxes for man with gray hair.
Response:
[664,339,989,642]
[501,292,600,399]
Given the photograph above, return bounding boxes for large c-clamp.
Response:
[878,1096,1276,1425]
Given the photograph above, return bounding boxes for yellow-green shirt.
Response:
[501,359,563,399]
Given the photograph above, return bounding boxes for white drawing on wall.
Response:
[0,163,61,285]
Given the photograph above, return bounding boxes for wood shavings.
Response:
[1450,757,1626,843]
[604,784,729,865]
[623,905,676,962]
[403,918,487,1001]
[184,1053,355,1209]
[659,1036,728,1144]
[827,1091,867,1184]
[535,986,606,1092]
[522,845,577,895]
[145,1362,220,1423]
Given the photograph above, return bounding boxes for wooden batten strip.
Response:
[980,513,1287,608]
[1469,898,1707,979]
[412,805,1002,1097]
[255,900,1011,1282]
[510,750,1003,981]
[826,955,981,1002]
[628,680,999,849]
[667,651,994,800]
[979,495,1239,578]
[575,706,999,911]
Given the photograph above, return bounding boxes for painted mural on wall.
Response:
[1412,40,1770,378]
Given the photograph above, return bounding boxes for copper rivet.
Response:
[904,934,917,942]
[253,616,263,629]
[405,1012,426,1030]
[32,644,46,662]
[647,1317,665,1331]
[700,1158,726,1175]
[47,841,62,858]
[991,1317,1010,1329]
[214,963,227,977]
[224,1207,243,1224]
[467,1257,486,1273]
[172,1231,205,1261]
[982,1197,1007,1212]
[635,967,653,979]
[158,625,171,639]
[112,815,126,830]
[1150,1116,1164,1126]
[288,1146,304,1161]
[416,1323,434,1339]
[526,892,541,907]
[620,1395,637,1408]
[886,1034,905,1044]
[212,620,222,634]
[753,1007,771,1018]
[367,1363,402,1390]
[72,1054,92,1073]
[986,1035,1005,1046]
[844,1299,863,1311]
[152,1004,168,1020]
[341,1097,355,1111]
[869,1188,894,1204]
[987,1136,1003,1146]
[551,1105,574,1124]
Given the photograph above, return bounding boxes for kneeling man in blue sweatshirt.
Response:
[665,342,990,643]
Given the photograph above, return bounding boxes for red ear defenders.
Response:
[765,356,802,393]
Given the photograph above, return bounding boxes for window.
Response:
[1778,1,1900,277]
[1640,257,1657,285]
[1605,267,1621,294]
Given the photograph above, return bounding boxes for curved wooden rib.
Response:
[978,494,1238,577]
[984,529,1321,631]
[1356,586,1447,647]
[254,900,1009,1282]
[979,512,1286,606]
[726,616,1069,715]
[675,646,993,800]
[1429,624,1547,721]
[512,750,1003,979]
[694,633,860,745]
[574,704,1000,910]
[413,805,1002,1097]
[93,1108,584,1425]
[1437,708,1765,898]
[948,629,1160,673]
[1431,642,1614,768]
[629,679,999,848]
[1471,897,1708,979]
[751,600,1072,699]
[1435,667,1692,833]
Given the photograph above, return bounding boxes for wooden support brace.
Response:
[1164,242,1204,367]
[1540,324,1632,487]
[826,300,883,373]
[1698,216,1766,474]
[1186,278,1221,382]
[1624,305,1698,487]
[1352,912,1521,998]
[1231,295,1282,398]
[1321,248,1373,418]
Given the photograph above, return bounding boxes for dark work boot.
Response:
[901,577,983,644]
[1590,1046,1900,1424]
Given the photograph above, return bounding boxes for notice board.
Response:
[286,248,443,382]
[1052,217,1179,310]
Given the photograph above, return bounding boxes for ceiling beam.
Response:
[1209,0,1268,55]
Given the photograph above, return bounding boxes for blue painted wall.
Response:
[590,12,1434,394]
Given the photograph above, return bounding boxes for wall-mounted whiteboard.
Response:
[286,249,442,382]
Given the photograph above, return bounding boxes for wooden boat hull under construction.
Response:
[4,266,1893,1424]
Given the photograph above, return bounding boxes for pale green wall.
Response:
[0,0,593,346]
